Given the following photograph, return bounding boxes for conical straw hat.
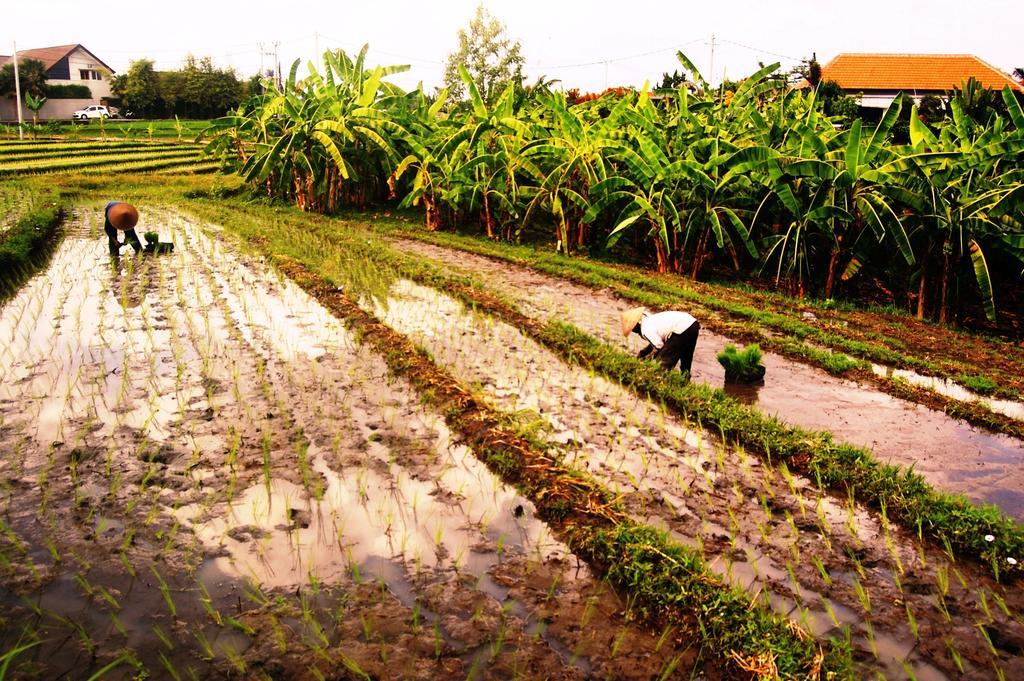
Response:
[620,307,646,337]
[108,203,139,231]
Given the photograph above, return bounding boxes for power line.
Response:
[716,38,802,63]
[313,35,706,72]
[542,38,705,70]
[316,35,444,65]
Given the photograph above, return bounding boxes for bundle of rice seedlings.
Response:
[717,343,766,384]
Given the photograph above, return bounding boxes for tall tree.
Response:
[442,4,524,105]
[657,69,687,91]
[175,55,243,118]
[0,58,48,98]
[790,53,822,87]
[110,59,160,117]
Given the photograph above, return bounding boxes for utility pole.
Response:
[708,33,716,90]
[259,42,280,88]
[13,41,24,140]
[273,41,281,90]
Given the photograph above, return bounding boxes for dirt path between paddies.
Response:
[359,272,1024,680]
[392,239,1024,521]
[0,208,697,680]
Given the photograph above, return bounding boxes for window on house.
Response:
[79,69,102,80]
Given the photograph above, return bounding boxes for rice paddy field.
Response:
[0,140,217,177]
[1,167,1024,680]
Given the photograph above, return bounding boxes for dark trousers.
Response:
[655,321,700,375]
[106,224,142,256]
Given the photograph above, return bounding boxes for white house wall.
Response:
[59,47,113,99]
[854,91,946,109]
[0,99,97,122]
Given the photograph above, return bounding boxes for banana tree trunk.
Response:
[824,246,841,300]
[691,229,710,279]
[482,192,494,239]
[575,214,588,250]
[424,194,441,232]
[653,226,672,273]
[916,255,929,320]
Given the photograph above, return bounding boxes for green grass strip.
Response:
[0,146,200,164]
[0,141,194,155]
[0,199,65,302]
[0,149,202,177]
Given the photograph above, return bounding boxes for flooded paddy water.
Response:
[394,239,1024,521]
[0,208,698,679]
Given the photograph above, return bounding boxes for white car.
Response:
[72,105,110,120]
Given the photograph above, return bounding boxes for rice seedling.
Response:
[0,634,42,677]
[811,555,832,586]
[948,639,965,673]
[158,653,184,681]
[150,565,178,618]
[717,344,766,384]
[852,576,872,615]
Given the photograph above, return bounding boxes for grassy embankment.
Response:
[0,184,66,302]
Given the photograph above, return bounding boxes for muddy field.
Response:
[0,209,702,679]
[394,239,1024,520]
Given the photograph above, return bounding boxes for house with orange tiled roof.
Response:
[799,53,1022,110]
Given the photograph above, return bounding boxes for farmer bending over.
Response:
[105,202,142,256]
[621,307,701,376]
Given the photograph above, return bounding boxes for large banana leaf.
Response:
[458,64,487,119]
[968,239,996,320]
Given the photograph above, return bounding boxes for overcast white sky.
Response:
[4,0,1021,92]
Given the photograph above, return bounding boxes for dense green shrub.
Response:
[44,84,92,99]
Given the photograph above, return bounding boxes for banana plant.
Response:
[894,90,1024,321]
[595,60,773,276]
[207,46,409,211]
[448,65,534,238]
[825,99,915,298]
[521,89,630,252]
[390,90,452,230]
[24,93,47,135]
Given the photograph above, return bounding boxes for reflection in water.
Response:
[722,381,763,406]
[871,363,1024,421]
[108,254,154,310]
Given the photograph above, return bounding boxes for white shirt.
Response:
[639,311,697,349]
